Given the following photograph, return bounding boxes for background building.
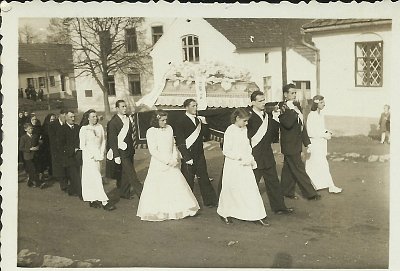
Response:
[150,18,316,108]
[18,43,75,98]
[74,18,175,112]
[303,19,392,136]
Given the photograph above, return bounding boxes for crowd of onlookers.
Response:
[18,111,56,188]
[19,85,44,101]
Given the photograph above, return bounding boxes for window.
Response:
[128,74,141,96]
[152,26,163,45]
[38,77,46,88]
[264,53,269,63]
[85,90,93,97]
[27,78,38,89]
[107,75,116,96]
[125,28,138,53]
[49,76,55,87]
[263,76,272,98]
[99,30,111,55]
[182,35,199,62]
[355,41,383,87]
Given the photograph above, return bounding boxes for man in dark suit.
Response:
[48,109,68,192]
[106,100,142,200]
[247,91,294,214]
[279,84,320,200]
[58,110,81,197]
[174,99,218,207]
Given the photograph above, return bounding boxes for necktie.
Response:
[130,115,137,149]
[195,117,199,126]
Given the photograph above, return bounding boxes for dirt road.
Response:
[17,137,389,268]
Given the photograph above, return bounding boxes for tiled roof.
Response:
[204,18,313,49]
[19,43,74,74]
[302,19,391,30]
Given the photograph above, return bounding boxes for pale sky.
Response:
[19,18,51,40]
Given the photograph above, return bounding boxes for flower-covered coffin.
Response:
[156,61,260,108]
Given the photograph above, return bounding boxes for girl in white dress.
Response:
[79,110,116,211]
[217,108,268,226]
[137,110,200,221]
[305,96,342,194]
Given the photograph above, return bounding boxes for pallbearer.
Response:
[174,99,218,208]
[247,90,294,214]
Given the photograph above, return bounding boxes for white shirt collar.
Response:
[185,112,197,124]
[252,107,264,120]
[58,119,63,125]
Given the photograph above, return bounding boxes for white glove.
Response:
[167,158,179,167]
[186,159,194,165]
[272,110,280,122]
[323,131,332,140]
[114,157,121,164]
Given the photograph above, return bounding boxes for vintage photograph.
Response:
[1,1,398,270]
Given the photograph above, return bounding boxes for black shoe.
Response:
[285,195,299,200]
[89,201,102,208]
[103,203,116,211]
[205,203,218,208]
[253,219,270,227]
[219,216,233,224]
[308,194,322,201]
[274,208,294,215]
[27,181,35,188]
[68,191,79,197]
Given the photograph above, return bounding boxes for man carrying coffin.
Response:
[247,91,294,214]
[174,99,218,208]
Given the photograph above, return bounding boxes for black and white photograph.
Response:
[1,1,400,270]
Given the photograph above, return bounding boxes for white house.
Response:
[149,18,317,108]
[303,19,392,136]
[18,43,76,98]
[75,18,175,112]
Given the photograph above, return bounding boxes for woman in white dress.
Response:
[137,110,199,221]
[79,109,116,211]
[305,96,342,194]
[217,108,268,226]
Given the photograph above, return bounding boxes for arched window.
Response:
[182,35,199,62]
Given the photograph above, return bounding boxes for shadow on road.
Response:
[271,252,293,268]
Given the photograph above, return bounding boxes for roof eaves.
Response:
[303,19,391,33]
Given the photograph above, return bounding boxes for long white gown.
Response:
[217,124,267,221]
[136,125,200,221]
[305,111,342,193]
[79,124,109,202]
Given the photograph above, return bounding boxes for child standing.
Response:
[19,123,40,187]
[379,104,390,144]
[217,108,269,226]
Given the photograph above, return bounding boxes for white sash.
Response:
[106,116,130,160]
[251,116,269,148]
[186,121,201,149]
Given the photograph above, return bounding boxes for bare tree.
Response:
[46,18,71,44]
[67,17,151,117]
[18,24,41,43]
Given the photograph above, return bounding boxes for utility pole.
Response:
[43,51,51,110]
[281,21,288,100]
